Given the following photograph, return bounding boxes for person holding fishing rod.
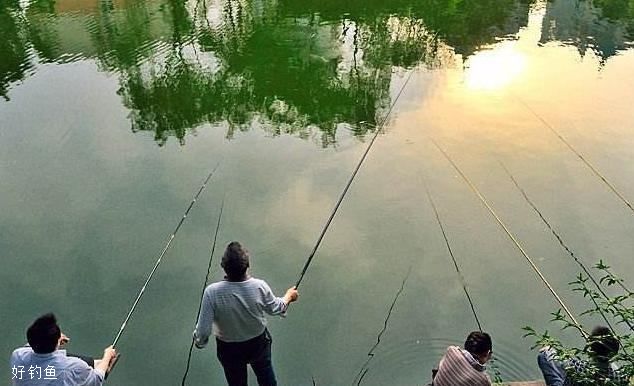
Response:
[10,313,118,385]
[431,331,493,386]
[537,325,629,386]
[193,241,299,386]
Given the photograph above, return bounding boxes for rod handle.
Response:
[105,353,121,380]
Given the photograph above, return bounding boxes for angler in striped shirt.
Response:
[194,241,299,386]
[432,331,493,386]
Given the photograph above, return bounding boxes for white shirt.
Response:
[194,277,287,344]
[10,347,104,386]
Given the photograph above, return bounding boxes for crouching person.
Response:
[537,325,629,386]
[432,331,493,386]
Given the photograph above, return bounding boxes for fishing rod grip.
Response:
[280,282,301,318]
[104,353,121,380]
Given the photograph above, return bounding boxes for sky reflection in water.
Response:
[1,0,634,385]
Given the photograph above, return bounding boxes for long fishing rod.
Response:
[180,197,225,386]
[515,97,634,215]
[429,139,587,338]
[112,165,220,348]
[422,179,483,332]
[293,63,419,289]
[499,161,634,335]
[351,268,411,386]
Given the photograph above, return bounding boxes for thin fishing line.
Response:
[180,196,225,386]
[352,267,411,386]
[422,178,483,332]
[429,139,587,337]
[515,97,634,215]
[294,61,420,289]
[498,161,634,334]
[423,177,510,382]
[112,164,220,348]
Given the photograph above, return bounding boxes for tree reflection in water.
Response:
[2,0,633,144]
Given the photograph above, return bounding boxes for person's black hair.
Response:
[26,313,61,354]
[464,331,492,356]
[221,241,250,281]
[588,325,619,361]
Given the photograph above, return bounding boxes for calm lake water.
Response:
[2,0,634,384]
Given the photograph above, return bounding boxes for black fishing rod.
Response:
[499,160,634,335]
[430,139,587,338]
[423,178,512,383]
[422,178,483,331]
[111,165,220,349]
[180,197,225,386]
[351,268,411,386]
[293,63,419,290]
[514,97,634,215]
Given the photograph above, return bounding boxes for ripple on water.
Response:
[349,336,537,385]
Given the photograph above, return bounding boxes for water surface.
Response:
[2,0,634,384]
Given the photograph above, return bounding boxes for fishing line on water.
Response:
[498,161,634,339]
[422,176,483,332]
[335,33,441,385]
[110,164,221,349]
[423,175,510,382]
[429,138,588,338]
[180,196,225,386]
[351,268,412,386]
[513,96,634,215]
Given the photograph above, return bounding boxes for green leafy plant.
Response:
[523,260,634,386]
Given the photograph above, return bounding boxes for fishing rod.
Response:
[180,197,225,386]
[112,165,220,349]
[423,178,483,332]
[429,139,587,338]
[515,97,634,215]
[351,268,411,386]
[499,161,634,335]
[423,178,511,383]
[293,60,419,290]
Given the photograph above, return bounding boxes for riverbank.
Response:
[495,382,545,386]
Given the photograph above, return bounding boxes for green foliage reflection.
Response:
[2,0,633,145]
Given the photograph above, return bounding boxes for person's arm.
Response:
[94,346,117,375]
[58,333,70,347]
[66,347,115,386]
[261,282,298,315]
[283,287,299,306]
[193,288,214,348]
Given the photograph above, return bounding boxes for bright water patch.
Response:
[2,0,634,385]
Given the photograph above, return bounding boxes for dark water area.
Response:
[2,0,634,384]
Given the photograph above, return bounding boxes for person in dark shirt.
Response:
[538,325,629,386]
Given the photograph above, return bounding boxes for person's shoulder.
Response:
[10,346,33,361]
[205,281,227,292]
[250,278,272,289]
[250,277,266,285]
[64,358,104,381]
[64,355,94,372]
[65,356,89,366]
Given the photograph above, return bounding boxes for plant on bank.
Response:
[523,260,634,386]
